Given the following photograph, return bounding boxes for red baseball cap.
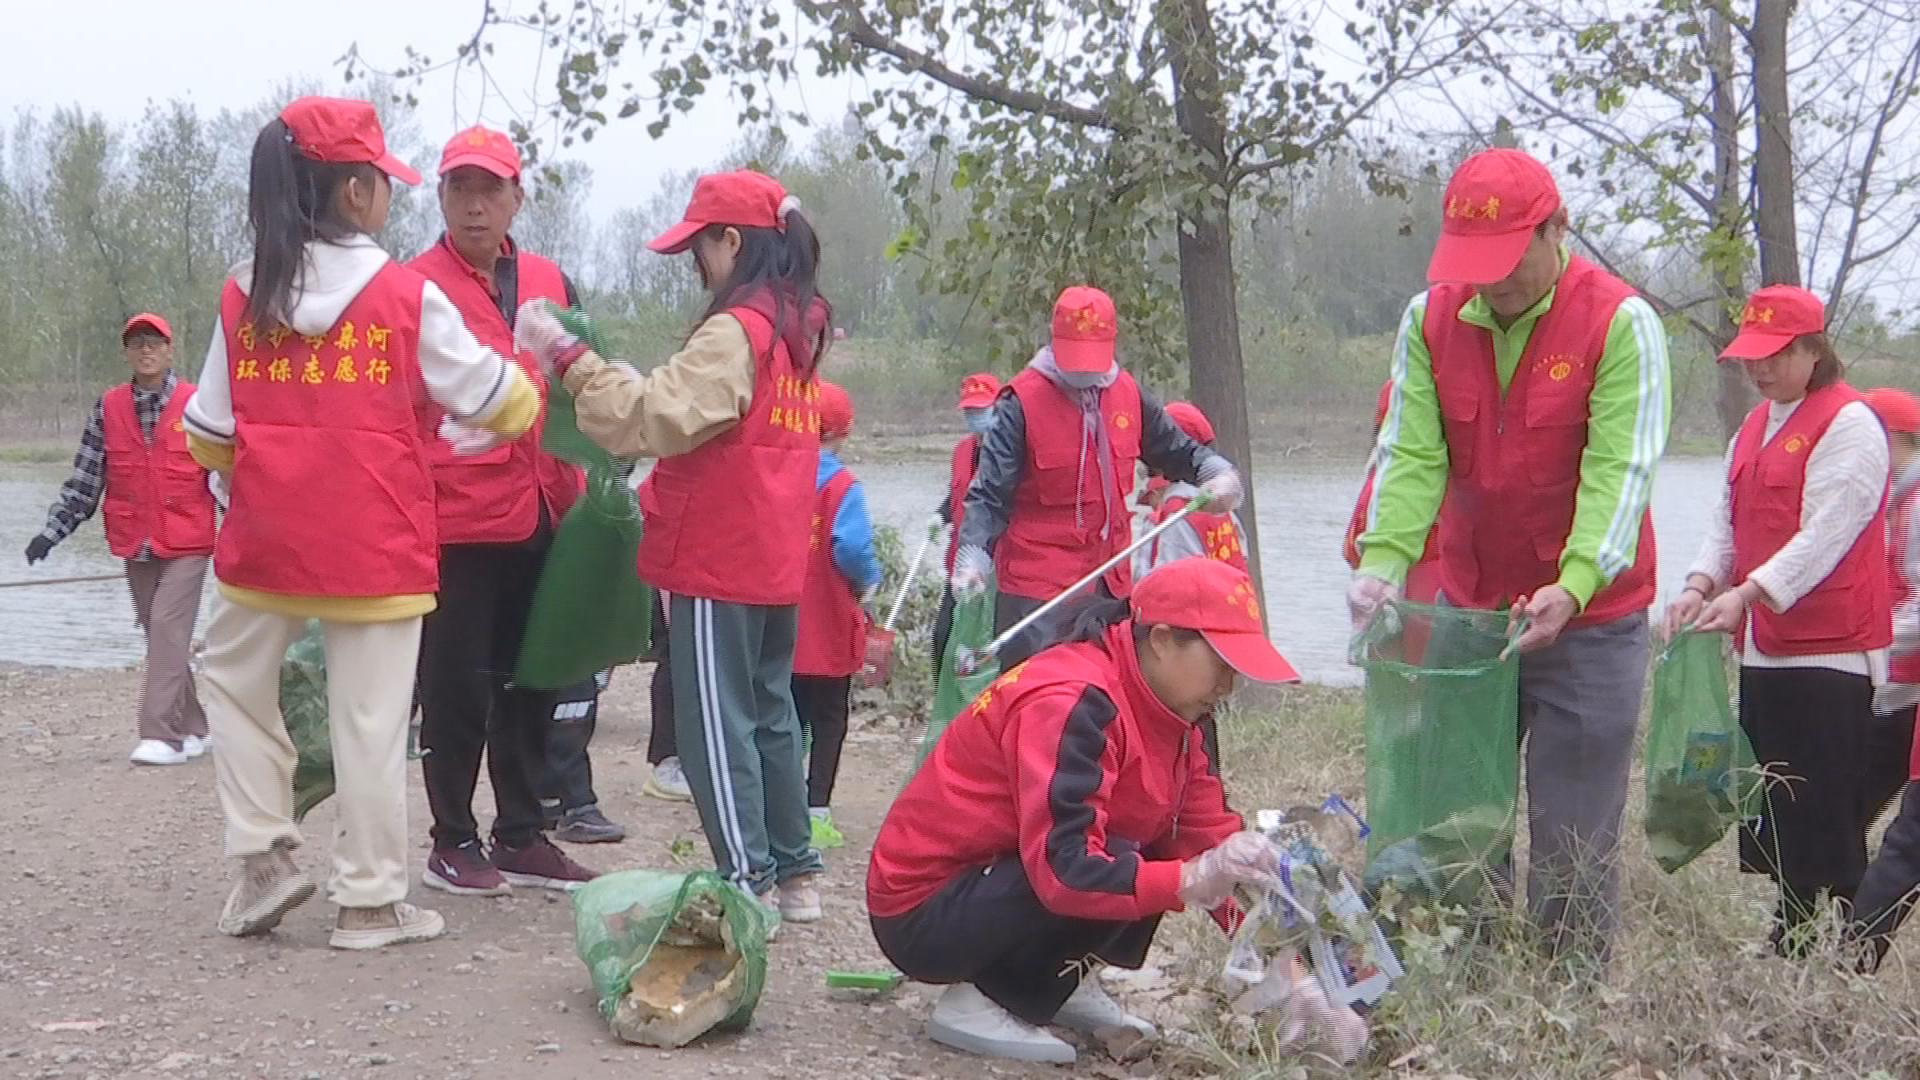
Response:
[959,372,1002,409]
[1051,285,1119,373]
[122,312,172,342]
[1866,388,1920,436]
[649,170,793,255]
[1720,285,1826,361]
[818,381,854,440]
[280,97,421,185]
[1132,558,1299,683]
[439,125,520,180]
[1427,149,1561,285]
[1165,401,1215,446]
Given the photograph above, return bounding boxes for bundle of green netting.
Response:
[916,571,1001,773]
[514,304,653,689]
[1643,630,1757,873]
[281,621,421,821]
[1353,600,1520,910]
[573,869,777,1048]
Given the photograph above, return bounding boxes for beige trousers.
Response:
[123,556,209,746]
[199,595,420,909]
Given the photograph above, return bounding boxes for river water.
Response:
[0,455,1726,683]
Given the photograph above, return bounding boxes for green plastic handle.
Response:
[826,970,906,991]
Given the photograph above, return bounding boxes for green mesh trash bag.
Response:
[539,305,620,473]
[1644,630,1758,873]
[280,621,333,822]
[573,869,778,1048]
[918,573,1001,771]
[1354,600,1520,909]
[515,463,653,689]
[281,621,423,821]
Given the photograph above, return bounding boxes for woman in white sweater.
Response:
[1662,285,1892,956]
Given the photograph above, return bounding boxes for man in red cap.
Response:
[792,381,881,850]
[1348,148,1671,960]
[405,124,603,898]
[867,558,1357,1066]
[931,371,1001,676]
[28,312,216,766]
[950,286,1244,669]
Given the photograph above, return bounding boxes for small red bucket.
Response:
[859,625,896,688]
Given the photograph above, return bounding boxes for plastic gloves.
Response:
[1179,830,1284,911]
[1195,457,1244,513]
[438,416,503,457]
[513,299,583,378]
[951,545,991,598]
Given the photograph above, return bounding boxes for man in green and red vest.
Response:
[28,313,216,768]
[1348,148,1672,960]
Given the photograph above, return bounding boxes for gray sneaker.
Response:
[555,806,627,844]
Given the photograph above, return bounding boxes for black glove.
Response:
[24,535,53,565]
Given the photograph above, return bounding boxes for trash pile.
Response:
[573,870,778,1048]
[1224,799,1404,1013]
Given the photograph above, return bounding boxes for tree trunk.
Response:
[1706,3,1751,439]
[1751,0,1801,286]
[1159,0,1266,615]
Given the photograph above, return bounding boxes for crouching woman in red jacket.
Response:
[867,558,1354,1065]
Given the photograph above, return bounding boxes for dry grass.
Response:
[1140,685,1920,1080]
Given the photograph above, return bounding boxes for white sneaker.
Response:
[776,875,823,923]
[927,983,1077,1064]
[1053,977,1157,1038]
[129,739,188,766]
[644,757,693,802]
[182,735,210,759]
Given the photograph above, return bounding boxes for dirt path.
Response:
[0,664,1071,1080]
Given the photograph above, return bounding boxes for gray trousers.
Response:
[669,594,823,895]
[1512,611,1650,959]
[125,555,209,748]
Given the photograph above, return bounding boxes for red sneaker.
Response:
[423,840,511,897]
[492,836,598,892]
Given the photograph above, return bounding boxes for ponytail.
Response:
[244,119,377,326]
[694,207,831,377]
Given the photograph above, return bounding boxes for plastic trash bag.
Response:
[1644,630,1758,873]
[573,869,778,1047]
[918,571,1001,771]
[280,622,333,822]
[515,463,653,690]
[1351,600,1520,909]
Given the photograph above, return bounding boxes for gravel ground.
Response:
[0,662,1086,1080]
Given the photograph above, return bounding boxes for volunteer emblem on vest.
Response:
[1533,352,1582,382]
[172,420,185,432]
[1445,195,1501,221]
[1115,412,1131,429]
[1783,434,1809,455]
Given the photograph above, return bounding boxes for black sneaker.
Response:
[555,806,626,844]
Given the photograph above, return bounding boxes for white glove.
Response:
[1179,830,1284,910]
[1234,967,1369,1064]
[1196,458,1244,513]
[1346,573,1400,634]
[951,545,991,598]
[513,299,580,376]
[438,416,503,456]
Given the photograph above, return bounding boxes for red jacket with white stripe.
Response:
[867,621,1241,921]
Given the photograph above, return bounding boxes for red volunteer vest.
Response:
[1153,494,1250,575]
[101,383,216,559]
[1729,384,1891,657]
[794,468,868,677]
[1427,255,1656,626]
[215,264,440,596]
[636,307,818,606]
[999,369,1143,601]
[945,434,979,575]
[408,238,581,544]
[1888,482,1920,685]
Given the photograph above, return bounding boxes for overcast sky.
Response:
[2,0,852,224]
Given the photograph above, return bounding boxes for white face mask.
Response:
[963,408,995,435]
